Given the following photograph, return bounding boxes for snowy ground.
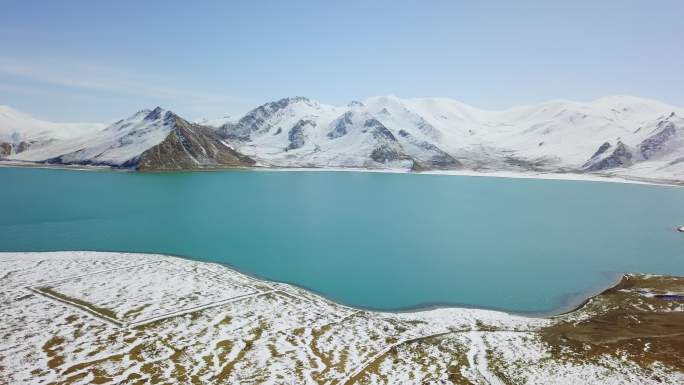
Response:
[3,160,684,189]
[1,252,682,384]
[250,166,684,187]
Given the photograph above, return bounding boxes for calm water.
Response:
[2,167,683,314]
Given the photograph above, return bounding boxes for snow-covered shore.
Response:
[3,160,684,188]
[252,165,684,187]
[1,251,682,384]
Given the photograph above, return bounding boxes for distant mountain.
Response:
[215,95,684,181]
[135,110,254,171]
[216,97,460,170]
[8,107,254,171]
[3,96,684,182]
[0,106,103,157]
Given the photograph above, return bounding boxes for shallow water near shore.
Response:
[1,167,683,314]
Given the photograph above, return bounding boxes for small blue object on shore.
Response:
[654,294,684,301]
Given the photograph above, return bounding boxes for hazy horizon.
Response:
[2,0,683,121]
[3,94,684,125]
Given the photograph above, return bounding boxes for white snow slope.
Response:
[218,95,684,181]
[0,105,103,149]
[9,107,177,166]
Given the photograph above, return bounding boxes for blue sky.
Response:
[1,0,683,121]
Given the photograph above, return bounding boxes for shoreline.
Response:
[103,254,638,319]
[254,166,684,188]
[0,249,646,319]
[3,251,682,383]
[2,159,683,187]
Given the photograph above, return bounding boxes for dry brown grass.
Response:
[37,286,118,321]
[541,274,684,370]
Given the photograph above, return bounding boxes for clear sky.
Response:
[1,0,683,122]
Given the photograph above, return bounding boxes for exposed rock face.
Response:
[397,129,462,169]
[363,118,413,164]
[44,150,108,167]
[639,118,679,160]
[580,114,682,174]
[0,140,29,157]
[583,141,634,171]
[328,111,353,139]
[216,122,237,138]
[0,141,31,156]
[417,141,461,168]
[286,120,314,151]
[136,116,255,171]
[590,141,612,159]
[220,97,311,140]
[0,142,12,157]
[143,106,164,121]
[365,118,395,140]
[370,145,403,163]
[16,141,29,153]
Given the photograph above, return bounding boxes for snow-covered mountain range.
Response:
[2,106,253,170]
[2,96,683,182]
[215,95,684,182]
[0,106,104,156]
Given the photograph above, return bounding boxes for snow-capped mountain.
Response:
[0,106,104,156]
[215,95,684,181]
[3,96,683,181]
[216,97,460,169]
[9,107,254,170]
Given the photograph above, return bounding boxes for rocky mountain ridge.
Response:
[0,105,103,157]
[213,95,684,181]
[2,95,683,181]
[4,107,254,171]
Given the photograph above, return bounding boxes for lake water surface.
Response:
[2,167,683,314]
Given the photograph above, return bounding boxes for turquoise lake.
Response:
[1,167,683,314]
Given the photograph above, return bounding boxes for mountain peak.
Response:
[144,106,167,121]
[272,96,311,107]
[286,96,310,103]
